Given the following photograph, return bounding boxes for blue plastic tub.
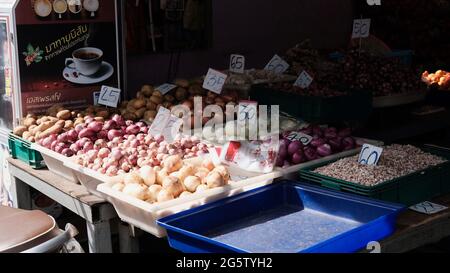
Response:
[157,181,404,253]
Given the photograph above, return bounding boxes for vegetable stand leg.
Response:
[86,220,113,253]
[9,176,32,210]
[118,222,140,253]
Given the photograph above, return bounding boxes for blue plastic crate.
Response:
[157,181,404,253]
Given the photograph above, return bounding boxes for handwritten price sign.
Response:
[156,83,177,95]
[98,85,121,108]
[149,107,182,143]
[264,54,289,74]
[202,68,228,94]
[293,71,314,89]
[352,18,371,38]
[230,54,245,74]
[358,144,383,166]
[410,201,448,215]
[286,132,313,146]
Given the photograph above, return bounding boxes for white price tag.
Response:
[230,54,245,74]
[156,83,177,95]
[264,54,289,74]
[93,91,100,106]
[358,144,383,166]
[352,18,371,38]
[149,107,182,143]
[409,201,448,215]
[286,132,313,146]
[98,85,121,108]
[293,71,314,89]
[238,101,258,123]
[202,68,228,94]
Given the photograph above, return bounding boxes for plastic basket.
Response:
[8,133,45,169]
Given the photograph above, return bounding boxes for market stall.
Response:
[2,0,450,255]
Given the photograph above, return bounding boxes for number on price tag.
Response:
[230,54,245,74]
[358,144,383,166]
[202,68,228,94]
[162,115,183,143]
[93,91,100,106]
[293,71,314,89]
[286,132,313,146]
[238,101,258,123]
[156,83,177,95]
[352,18,371,38]
[264,54,289,74]
[98,86,121,108]
[409,201,448,215]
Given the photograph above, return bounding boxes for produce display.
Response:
[422,70,450,90]
[120,80,239,125]
[337,49,422,96]
[225,69,296,86]
[313,144,446,186]
[108,155,231,203]
[75,131,209,176]
[266,82,346,97]
[276,125,356,167]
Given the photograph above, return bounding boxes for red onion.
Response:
[125,120,134,126]
[75,124,85,134]
[67,130,78,142]
[317,144,332,157]
[88,121,103,132]
[329,137,343,152]
[50,140,58,151]
[291,151,306,164]
[79,128,95,139]
[324,128,337,139]
[103,120,117,131]
[312,125,323,137]
[126,124,140,135]
[97,130,108,140]
[338,128,352,138]
[310,137,326,148]
[112,114,126,126]
[108,129,123,141]
[70,143,79,153]
[288,141,303,156]
[304,147,318,161]
[62,148,74,157]
[342,137,356,150]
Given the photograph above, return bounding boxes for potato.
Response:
[156,169,169,185]
[26,113,37,119]
[175,87,188,101]
[94,117,105,122]
[120,101,129,108]
[122,183,147,200]
[162,176,184,197]
[28,125,37,132]
[27,136,36,142]
[13,126,28,137]
[152,90,162,98]
[31,121,55,135]
[35,123,64,140]
[135,107,146,119]
[64,120,74,129]
[150,95,163,105]
[141,85,154,97]
[96,110,109,119]
[56,110,71,120]
[164,94,175,103]
[123,112,137,121]
[146,184,162,202]
[144,110,157,121]
[178,164,195,182]
[74,118,84,126]
[205,172,225,189]
[136,91,145,99]
[183,176,201,192]
[146,101,157,110]
[174,78,190,88]
[23,117,37,127]
[162,102,173,109]
[22,131,32,140]
[132,99,146,109]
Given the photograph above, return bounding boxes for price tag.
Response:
[149,107,171,136]
[409,201,448,215]
[93,91,100,106]
[264,54,289,74]
[98,85,121,108]
[358,144,383,166]
[238,101,258,123]
[286,132,313,146]
[352,18,371,38]
[202,68,228,94]
[230,54,245,74]
[162,115,183,143]
[293,71,314,89]
[156,83,177,95]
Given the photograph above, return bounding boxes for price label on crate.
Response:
[286,132,313,146]
[98,85,121,108]
[149,107,171,136]
[352,18,371,38]
[230,54,245,74]
[203,68,228,94]
[409,201,448,215]
[156,83,177,95]
[293,71,314,89]
[93,91,100,106]
[358,144,383,166]
[264,54,289,74]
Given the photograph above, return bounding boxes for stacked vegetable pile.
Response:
[313,145,446,186]
[422,70,450,90]
[109,155,231,204]
[276,125,356,167]
[338,49,422,96]
[266,82,345,97]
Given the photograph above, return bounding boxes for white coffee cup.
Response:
[65,47,103,76]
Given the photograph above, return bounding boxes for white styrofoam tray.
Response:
[96,158,281,237]
[31,143,79,184]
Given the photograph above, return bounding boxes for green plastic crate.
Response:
[8,133,45,169]
[299,146,450,205]
[250,84,372,123]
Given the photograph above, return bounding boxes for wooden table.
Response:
[7,158,138,253]
[375,194,450,253]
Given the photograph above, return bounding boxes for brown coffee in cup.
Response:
[73,51,100,60]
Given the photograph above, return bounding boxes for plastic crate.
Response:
[299,146,450,205]
[249,85,372,123]
[8,133,45,169]
[157,181,404,253]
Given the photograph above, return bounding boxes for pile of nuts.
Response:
[313,145,447,186]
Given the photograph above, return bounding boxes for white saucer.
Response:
[63,61,114,84]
